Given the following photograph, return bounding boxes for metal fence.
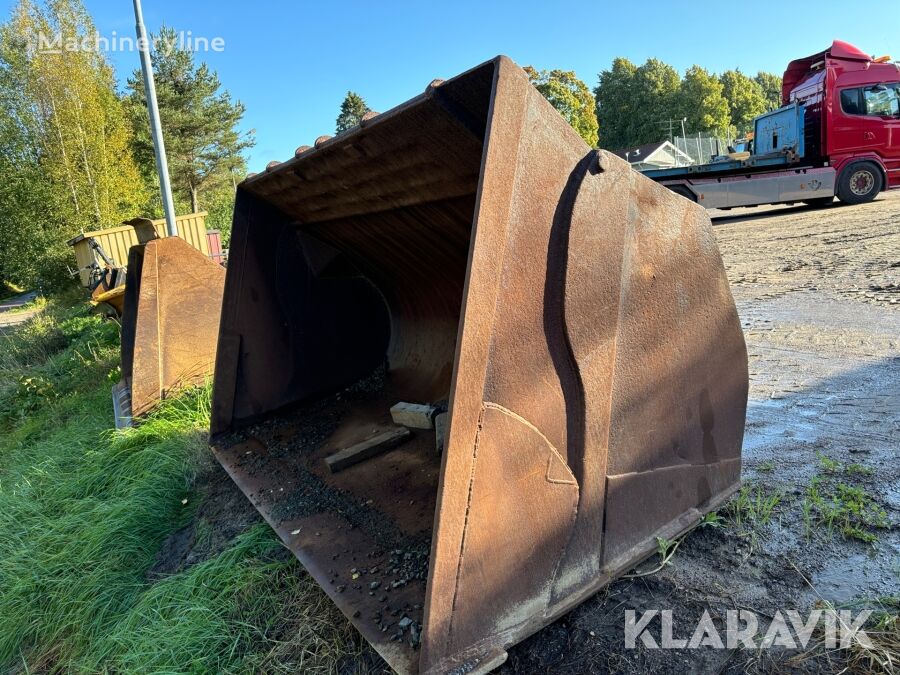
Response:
[673,133,732,165]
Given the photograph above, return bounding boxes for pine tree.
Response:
[126,26,253,216]
[335,91,370,134]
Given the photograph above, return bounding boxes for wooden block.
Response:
[390,401,436,429]
[325,426,411,473]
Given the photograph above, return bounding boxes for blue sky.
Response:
[4,0,899,170]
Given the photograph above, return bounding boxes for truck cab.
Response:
[787,40,900,196]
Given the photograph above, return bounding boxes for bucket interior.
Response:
[212,63,496,670]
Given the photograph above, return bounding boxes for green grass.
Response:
[817,452,842,474]
[845,463,874,477]
[0,295,366,673]
[727,483,782,530]
[815,453,875,479]
[756,460,776,473]
[4,294,45,314]
[806,456,885,542]
[803,476,888,543]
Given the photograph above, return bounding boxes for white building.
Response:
[612,141,695,170]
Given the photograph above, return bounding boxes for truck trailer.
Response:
[644,41,900,209]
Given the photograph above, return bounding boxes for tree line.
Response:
[0,0,250,289]
[595,58,781,150]
[338,60,781,152]
[0,0,782,289]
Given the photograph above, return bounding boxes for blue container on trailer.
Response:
[754,103,805,157]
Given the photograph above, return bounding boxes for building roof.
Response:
[611,140,694,166]
[610,141,668,162]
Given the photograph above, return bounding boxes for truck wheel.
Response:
[836,162,883,205]
[668,185,696,202]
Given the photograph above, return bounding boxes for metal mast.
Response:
[132,0,177,236]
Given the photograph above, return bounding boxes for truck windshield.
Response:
[840,85,900,117]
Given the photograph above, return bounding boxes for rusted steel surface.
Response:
[116,236,225,425]
[209,56,748,674]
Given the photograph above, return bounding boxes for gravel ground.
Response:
[0,291,38,333]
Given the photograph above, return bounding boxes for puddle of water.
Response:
[742,400,822,453]
[811,548,900,604]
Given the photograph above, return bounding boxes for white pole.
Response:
[133,0,177,237]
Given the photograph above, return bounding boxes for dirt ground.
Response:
[0,291,38,334]
[167,192,898,673]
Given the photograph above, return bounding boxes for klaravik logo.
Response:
[625,609,872,650]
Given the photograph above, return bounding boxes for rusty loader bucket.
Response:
[209,56,748,674]
[113,232,225,428]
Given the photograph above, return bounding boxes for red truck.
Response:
[644,41,900,209]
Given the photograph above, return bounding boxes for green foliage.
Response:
[755,71,784,111]
[655,536,674,558]
[594,59,784,152]
[727,484,782,530]
[1,281,25,299]
[677,65,730,138]
[4,293,44,314]
[12,373,58,410]
[846,463,874,477]
[0,293,115,428]
[720,69,768,136]
[0,295,366,671]
[335,90,370,134]
[0,0,147,288]
[593,56,638,150]
[815,454,875,478]
[85,526,286,672]
[0,385,211,666]
[634,59,682,132]
[635,59,681,147]
[700,511,725,528]
[126,26,253,216]
[817,451,842,473]
[87,522,372,673]
[805,476,888,543]
[526,66,598,147]
[596,58,682,149]
[0,308,68,372]
[626,511,723,580]
[201,181,239,246]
